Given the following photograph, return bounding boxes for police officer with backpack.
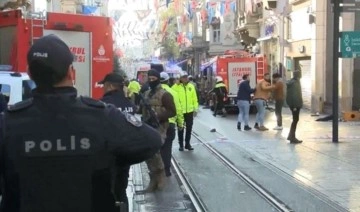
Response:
[0,34,162,212]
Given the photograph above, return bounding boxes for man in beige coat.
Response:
[253,73,275,131]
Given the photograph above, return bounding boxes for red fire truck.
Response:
[0,10,113,99]
[203,50,268,111]
[217,50,267,97]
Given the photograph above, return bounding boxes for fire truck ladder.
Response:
[256,56,265,78]
[29,11,47,45]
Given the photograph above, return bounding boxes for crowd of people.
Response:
[236,71,303,144]
[0,34,304,212]
[0,35,200,212]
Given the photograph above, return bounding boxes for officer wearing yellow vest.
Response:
[171,74,182,92]
[210,76,228,117]
[141,69,176,191]
[159,72,184,176]
[128,79,141,106]
[175,71,198,151]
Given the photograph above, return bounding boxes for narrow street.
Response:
[133,106,360,212]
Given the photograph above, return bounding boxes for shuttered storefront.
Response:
[298,59,312,109]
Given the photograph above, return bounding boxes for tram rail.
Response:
[171,156,208,212]
[170,132,294,212]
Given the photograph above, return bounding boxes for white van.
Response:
[0,66,35,106]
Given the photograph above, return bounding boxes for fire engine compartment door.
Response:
[43,30,91,97]
[227,62,256,96]
[0,26,16,65]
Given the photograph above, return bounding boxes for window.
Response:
[286,17,292,40]
[212,24,221,43]
[22,80,36,100]
[0,84,11,103]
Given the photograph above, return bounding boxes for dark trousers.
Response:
[288,107,301,139]
[214,97,224,115]
[275,100,284,127]
[178,112,194,147]
[160,123,176,172]
[113,166,130,212]
[134,93,140,106]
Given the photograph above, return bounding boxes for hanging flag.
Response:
[115,48,124,57]
[183,2,189,16]
[224,0,231,14]
[200,9,207,23]
[188,2,193,19]
[177,32,184,44]
[176,16,182,32]
[187,32,193,40]
[191,0,197,9]
[182,14,187,24]
[174,0,180,11]
[230,1,236,13]
[245,0,253,14]
[154,0,159,11]
[207,6,214,24]
[161,18,169,34]
[148,19,155,28]
[82,5,98,15]
[110,18,116,26]
[220,2,225,15]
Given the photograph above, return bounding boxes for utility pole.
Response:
[192,4,199,77]
[279,6,286,76]
[332,0,340,143]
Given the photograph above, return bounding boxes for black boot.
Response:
[254,123,259,130]
[237,122,241,130]
[144,173,157,192]
[290,138,303,144]
[185,144,194,151]
[165,168,172,177]
[179,142,184,151]
[244,125,252,131]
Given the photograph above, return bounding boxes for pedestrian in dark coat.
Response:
[286,70,303,144]
[236,74,255,130]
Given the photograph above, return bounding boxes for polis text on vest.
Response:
[25,135,91,153]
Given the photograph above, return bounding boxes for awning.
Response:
[201,56,218,71]
[175,59,188,65]
[256,35,275,42]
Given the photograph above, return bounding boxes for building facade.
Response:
[238,0,359,114]
[206,1,243,56]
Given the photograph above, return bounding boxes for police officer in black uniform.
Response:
[0,34,162,212]
[0,90,6,197]
[100,73,136,212]
[100,73,135,114]
[0,92,7,113]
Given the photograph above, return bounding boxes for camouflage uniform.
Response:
[142,85,169,191]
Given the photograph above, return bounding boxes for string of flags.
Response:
[177,0,236,23]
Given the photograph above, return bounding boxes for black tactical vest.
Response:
[1,90,118,212]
